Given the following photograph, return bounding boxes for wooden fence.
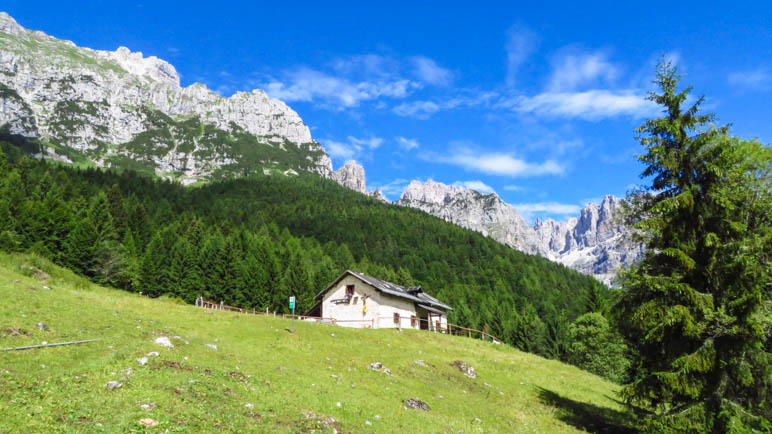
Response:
[194,296,503,345]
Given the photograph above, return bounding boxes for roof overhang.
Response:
[314,269,356,301]
[416,303,445,314]
[314,270,452,311]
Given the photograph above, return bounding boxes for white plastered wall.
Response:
[373,288,418,330]
[321,274,378,328]
[321,274,419,329]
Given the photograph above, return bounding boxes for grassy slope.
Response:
[0,253,633,433]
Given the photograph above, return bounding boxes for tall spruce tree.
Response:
[617,60,771,432]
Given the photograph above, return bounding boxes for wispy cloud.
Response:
[505,24,538,87]
[428,142,564,177]
[548,50,619,91]
[323,135,385,160]
[264,67,417,108]
[325,140,357,159]
[454,180,496,194]
[393,92,498,119]
[394,100,442,118]
[512,201,582,222]
[412,56,453,86]
[397,137,420,150]
[503,185,525,192]
[501,89,656,120]
[261,53,457,110]
[728,68,772,91]
[349,136,384,149]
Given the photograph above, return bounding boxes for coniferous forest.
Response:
[0,136,612,361]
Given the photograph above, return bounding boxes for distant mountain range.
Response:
[0,12,642,283]
[327,162,643,284]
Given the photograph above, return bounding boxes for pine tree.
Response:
[566,313,629,383]
[617,60,771,431]
[106,184,127,238]
[279,251,313,313]
[168,238,201,302]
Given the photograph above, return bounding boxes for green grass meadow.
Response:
[0,253,633,432]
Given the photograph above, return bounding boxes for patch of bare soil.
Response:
[4,327,30,337]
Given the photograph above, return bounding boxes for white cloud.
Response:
[431,144,564,177]
[503,185,525,192]
[263,67,418,108]
[454,180,496,194]
[512,201,582,222]
[412,56,453,86]
[505,24,538,87]
[323,135,384,160]
[349,135,384,149]
[504,89,656,120]
[728,68,772,91]
[261,54,456,110]
[397,137,420,150]
[393,92,498,119]
[393,100,442,118]
[548,51,619,91]
[325,140,358,159]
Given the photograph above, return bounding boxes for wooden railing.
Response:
[194,296,503,344]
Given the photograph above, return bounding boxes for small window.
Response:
[411,315,416,327]
[345,285,355,298]
[353,296,358,305]
[394,312,400,324]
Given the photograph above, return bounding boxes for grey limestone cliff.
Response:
[332,160,367,194]
[0,12,332,183]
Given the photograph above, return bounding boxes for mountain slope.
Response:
[0,12,331,182]
[0,144,610,358]
[0,252,633,433]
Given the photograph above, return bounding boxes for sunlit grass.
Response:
[0,253,631,432]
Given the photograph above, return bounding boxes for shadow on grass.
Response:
[537,387,638,434]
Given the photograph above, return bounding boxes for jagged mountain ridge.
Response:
[401,181,643,284]
[329,161,642,284]
[0,12,332,183]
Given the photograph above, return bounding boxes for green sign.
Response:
[289,296,296,310]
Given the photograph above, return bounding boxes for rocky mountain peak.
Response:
[0,12,332,181]
[0,12,23,36]
[401,179,493,205]
[332,160,366,194]
[370,189,390,203]
[110,46,180,86]
[397,180,642,284]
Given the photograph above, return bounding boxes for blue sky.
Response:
[5,1,772,222]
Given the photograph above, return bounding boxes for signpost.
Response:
[289,296,296,333]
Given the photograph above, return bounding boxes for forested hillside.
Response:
[0,135,612,359]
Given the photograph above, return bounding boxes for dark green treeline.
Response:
[0,139,613,359]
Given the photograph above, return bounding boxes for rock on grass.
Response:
[138,418,158,427]
[450,360,477,379]
[403,398,430,411]
[154,337,173,348]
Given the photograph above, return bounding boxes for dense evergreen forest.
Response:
[0,136,613,359]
